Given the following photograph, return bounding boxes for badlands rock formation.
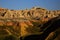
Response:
[0,7,60,19]
[0,7,60,40]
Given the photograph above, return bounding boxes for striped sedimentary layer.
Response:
[0,7,60,38]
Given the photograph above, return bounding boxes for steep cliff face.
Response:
[0,7,60,40]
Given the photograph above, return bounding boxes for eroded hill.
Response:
[0,7,60,40]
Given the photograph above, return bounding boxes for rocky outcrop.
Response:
[0,7,60,19]
[0,7,60,40]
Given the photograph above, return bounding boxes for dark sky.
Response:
[0,0,60,10]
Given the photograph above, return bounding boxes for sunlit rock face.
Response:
[0,7,60,19]
[0,7,60,40]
